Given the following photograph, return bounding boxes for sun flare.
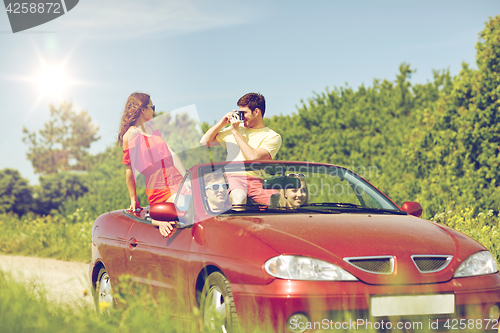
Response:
[33,65,71,99]
[8,42,87,119]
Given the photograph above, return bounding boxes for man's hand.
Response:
[157,221,176,237]
[229,111,241,133]
[222,111,238,124]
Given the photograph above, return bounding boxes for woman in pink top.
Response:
[118,92,186,237]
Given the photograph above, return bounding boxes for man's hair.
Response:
[204,172,226,185]
[237,93,266,117]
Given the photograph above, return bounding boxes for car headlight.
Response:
[264,255,358,281]
[454,251,499,278]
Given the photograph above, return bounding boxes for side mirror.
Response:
[262,176,301,190]
[150,203,178,221]
[401,201,423,217]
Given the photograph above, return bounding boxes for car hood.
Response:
[228,213,486,285]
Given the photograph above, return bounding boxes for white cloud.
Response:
[54,0,256,39]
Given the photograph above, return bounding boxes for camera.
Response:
[233,110,245,122]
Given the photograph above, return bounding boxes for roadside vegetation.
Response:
[0,16,499,268]
[0,269,281,333]
[0,209,93,262]
[0,270,197,333]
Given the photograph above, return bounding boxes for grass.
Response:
[0,270,204,333]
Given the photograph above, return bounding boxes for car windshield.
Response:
[199,162,401,215]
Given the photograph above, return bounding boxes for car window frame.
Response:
[173,170,195,228]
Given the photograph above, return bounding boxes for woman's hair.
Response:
[278,178,309,208]
[117,92,150,147]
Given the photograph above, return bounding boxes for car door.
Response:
[126,220,193,315]
[96,211,136,281]
[125,174,195,317]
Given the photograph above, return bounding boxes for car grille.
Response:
[411,255,452,273]
[344,256,394,274]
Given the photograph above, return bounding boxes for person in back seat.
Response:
[275,173,309,209]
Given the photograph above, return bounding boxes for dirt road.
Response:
[0,254,93,308]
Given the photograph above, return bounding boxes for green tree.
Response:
[60,145,147,218]
[0,169,33,216]
[33,172,88,215]
[266,63,449,209]
[405,15,500,216]
[22,102,100,174]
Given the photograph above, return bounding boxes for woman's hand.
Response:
[129,198,141,212]
[157,221,176,237]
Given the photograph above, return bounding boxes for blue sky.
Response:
[0,0,499,184]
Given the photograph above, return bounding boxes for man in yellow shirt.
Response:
[200,93,282,206]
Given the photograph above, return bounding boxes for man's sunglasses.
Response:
[205,183,229,191]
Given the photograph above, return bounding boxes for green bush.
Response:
[0,209,93,262]
[431,208,500,265]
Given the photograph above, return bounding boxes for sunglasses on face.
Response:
[287,173,306,179]
[151,105,155,112]
[205,183,229,191]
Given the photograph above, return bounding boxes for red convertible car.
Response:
[90,161,500,332]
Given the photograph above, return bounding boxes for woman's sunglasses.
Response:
[205,183,229,191]
[287,173,305,179]
[151,105,155,112]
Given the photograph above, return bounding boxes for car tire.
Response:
[200,272,238,332]
[95,267,113,311]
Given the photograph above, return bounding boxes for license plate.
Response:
[371,294,455,317]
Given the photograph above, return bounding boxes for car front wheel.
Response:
[95,267,113,311]
[200,272,238,332]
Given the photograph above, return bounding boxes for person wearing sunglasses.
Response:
[279,173,309,208]
[199,93,282,207]
[204,172,230,213]
[118,92,187,237]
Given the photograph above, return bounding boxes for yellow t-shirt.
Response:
[216,124,282,162]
